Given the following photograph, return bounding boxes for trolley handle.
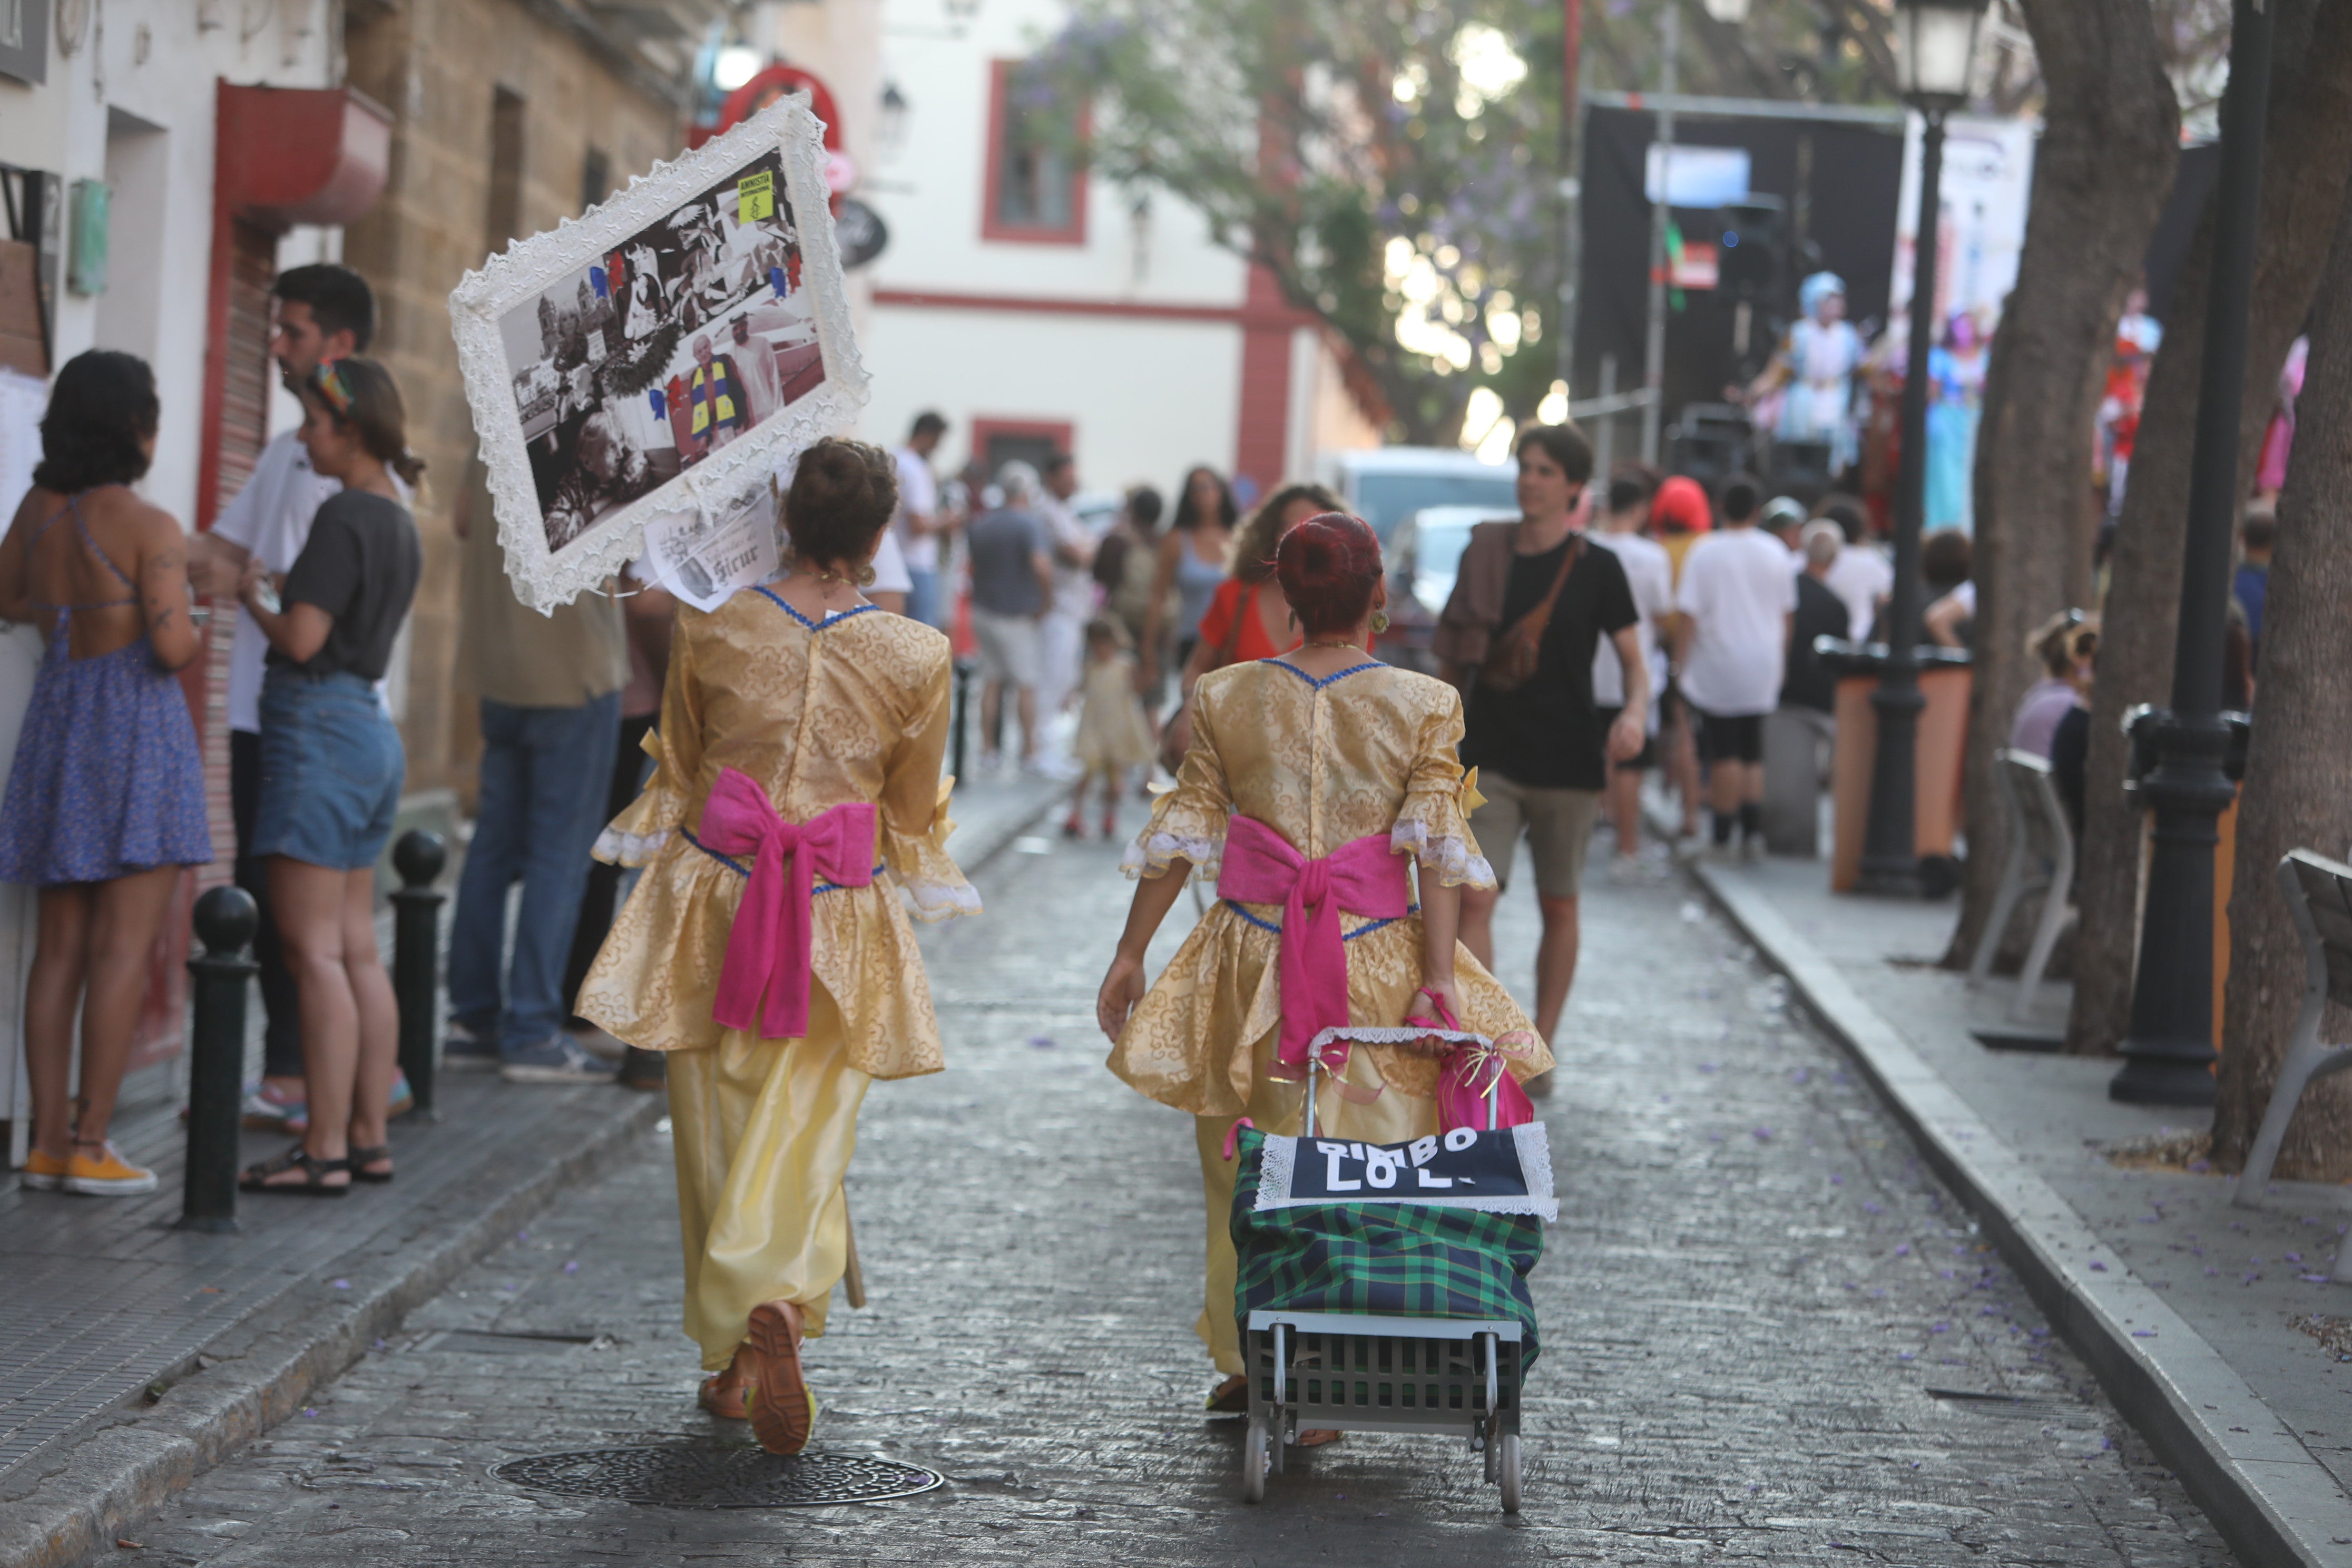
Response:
[1309,1040,1505,1136]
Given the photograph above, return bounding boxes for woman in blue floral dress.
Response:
[0,350,211,1197]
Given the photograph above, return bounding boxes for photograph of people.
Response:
[493,149,829,556]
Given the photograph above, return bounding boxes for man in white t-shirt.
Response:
[1674,475,1796,859]
[1817,499,1892,642]
[1587,474,1674,881]
[185,264,386,1129]
[1035,452,1096,747]
[890,411,949,628]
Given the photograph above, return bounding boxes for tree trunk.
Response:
[1943,0,2179,971]
[2064,0,2352,1055]
[2209,182,2352,1176]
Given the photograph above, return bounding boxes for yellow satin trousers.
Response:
[665,993,871,1371]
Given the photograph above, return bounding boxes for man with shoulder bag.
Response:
[1435,424,1647,1074]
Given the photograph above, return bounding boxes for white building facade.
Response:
[860,0,1378,501]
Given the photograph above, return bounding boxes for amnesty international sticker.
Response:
[737,170,777,224]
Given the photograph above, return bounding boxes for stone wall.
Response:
[341,0,680,802]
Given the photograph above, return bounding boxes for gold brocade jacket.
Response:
[575,591,977,1078]
[1110,657,1550,1119]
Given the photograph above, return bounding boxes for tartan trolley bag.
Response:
[1226,1063,1553,1511]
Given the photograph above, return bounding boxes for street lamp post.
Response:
[1854,0,1987,897]
[2109,0,2275,1106]
[1639,3,1678,465]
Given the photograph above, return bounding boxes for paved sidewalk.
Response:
[0,751,1064,1568]
[1688,852,2352,1566]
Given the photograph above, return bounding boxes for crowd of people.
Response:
[3,263,429,1197]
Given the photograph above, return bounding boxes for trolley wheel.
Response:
[1242,1416,1268,1503]
[1498,1434,1522,1514]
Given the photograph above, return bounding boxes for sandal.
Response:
[239,1145,352,1196]
[1206,1374,1249,1414]
[700,1369,749,1421]
[349,1144,395,1184]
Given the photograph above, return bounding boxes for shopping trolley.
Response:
[1232,1044,1549,1512]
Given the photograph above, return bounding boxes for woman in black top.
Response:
[237,358,424,1195]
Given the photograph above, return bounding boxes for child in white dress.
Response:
[1065,617,1157,839]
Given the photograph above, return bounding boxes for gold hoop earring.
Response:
[858,565,878,588]
[1370,610,1390,634]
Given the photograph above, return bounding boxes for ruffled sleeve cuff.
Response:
[592,761,689,867]
[899,875,983,923]
[883,776,982,922]
[1390,759,1492,887]
[1120,786,1226,882]
[1390,818,1495,889]
[1120,826,1225,883]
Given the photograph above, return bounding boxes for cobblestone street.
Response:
[130,829,2233,1564]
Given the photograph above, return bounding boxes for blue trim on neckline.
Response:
[754,586,879,631]
[1261,658,1382,691]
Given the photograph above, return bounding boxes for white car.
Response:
[1379,504,1518,672]
[1324,447,1518,544]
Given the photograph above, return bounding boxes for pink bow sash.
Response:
[699,767,876,1040]
[1215,817,1412,1074]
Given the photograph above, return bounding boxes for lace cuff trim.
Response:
[1120,828,1224,883]
[900,879,983,923]
[1389,821,1496,889]
[594,825,673,866]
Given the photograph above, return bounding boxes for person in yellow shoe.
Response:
[1094,512,1548,1430]
[0,352,211,1198]
[575,438,976,1454]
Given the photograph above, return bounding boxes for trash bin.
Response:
[1821,642,1973,893]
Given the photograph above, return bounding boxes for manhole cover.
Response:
[491,1447,945,1508]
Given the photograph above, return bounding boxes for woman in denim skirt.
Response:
[237,359,423,1196]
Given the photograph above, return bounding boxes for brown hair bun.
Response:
[785,437,899,571]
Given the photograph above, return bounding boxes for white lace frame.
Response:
[447,97,870,613]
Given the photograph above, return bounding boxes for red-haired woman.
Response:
[1095,512,1546,1422]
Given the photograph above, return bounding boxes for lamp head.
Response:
[1893,0,1989,110]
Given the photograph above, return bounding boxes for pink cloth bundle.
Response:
[1214,817,1412,1075]
[699,766,876,1039]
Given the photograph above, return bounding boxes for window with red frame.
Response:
[983,60,1086,244]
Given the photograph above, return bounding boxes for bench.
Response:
[1966,749,2076,1021]
[2234,851,2352,1267]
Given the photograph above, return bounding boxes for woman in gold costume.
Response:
[1094,512,1545,1424]
[579,438,977,1455]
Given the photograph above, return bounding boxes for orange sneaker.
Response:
[741,1299,812,1455]
[19,1148,67,1191]
[62,1142,158,1196]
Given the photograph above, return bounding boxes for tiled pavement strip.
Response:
[113,821,2230,1565]
[0,762,1067,1568]
[1683,850,2352,1566]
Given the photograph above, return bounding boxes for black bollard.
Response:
[181,885,259,1233]
[951,655,974,783]
[391,829,448,1121]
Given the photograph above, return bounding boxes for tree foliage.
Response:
[1032,0,1925,447]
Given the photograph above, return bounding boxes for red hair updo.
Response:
[1274,512,1383,638]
